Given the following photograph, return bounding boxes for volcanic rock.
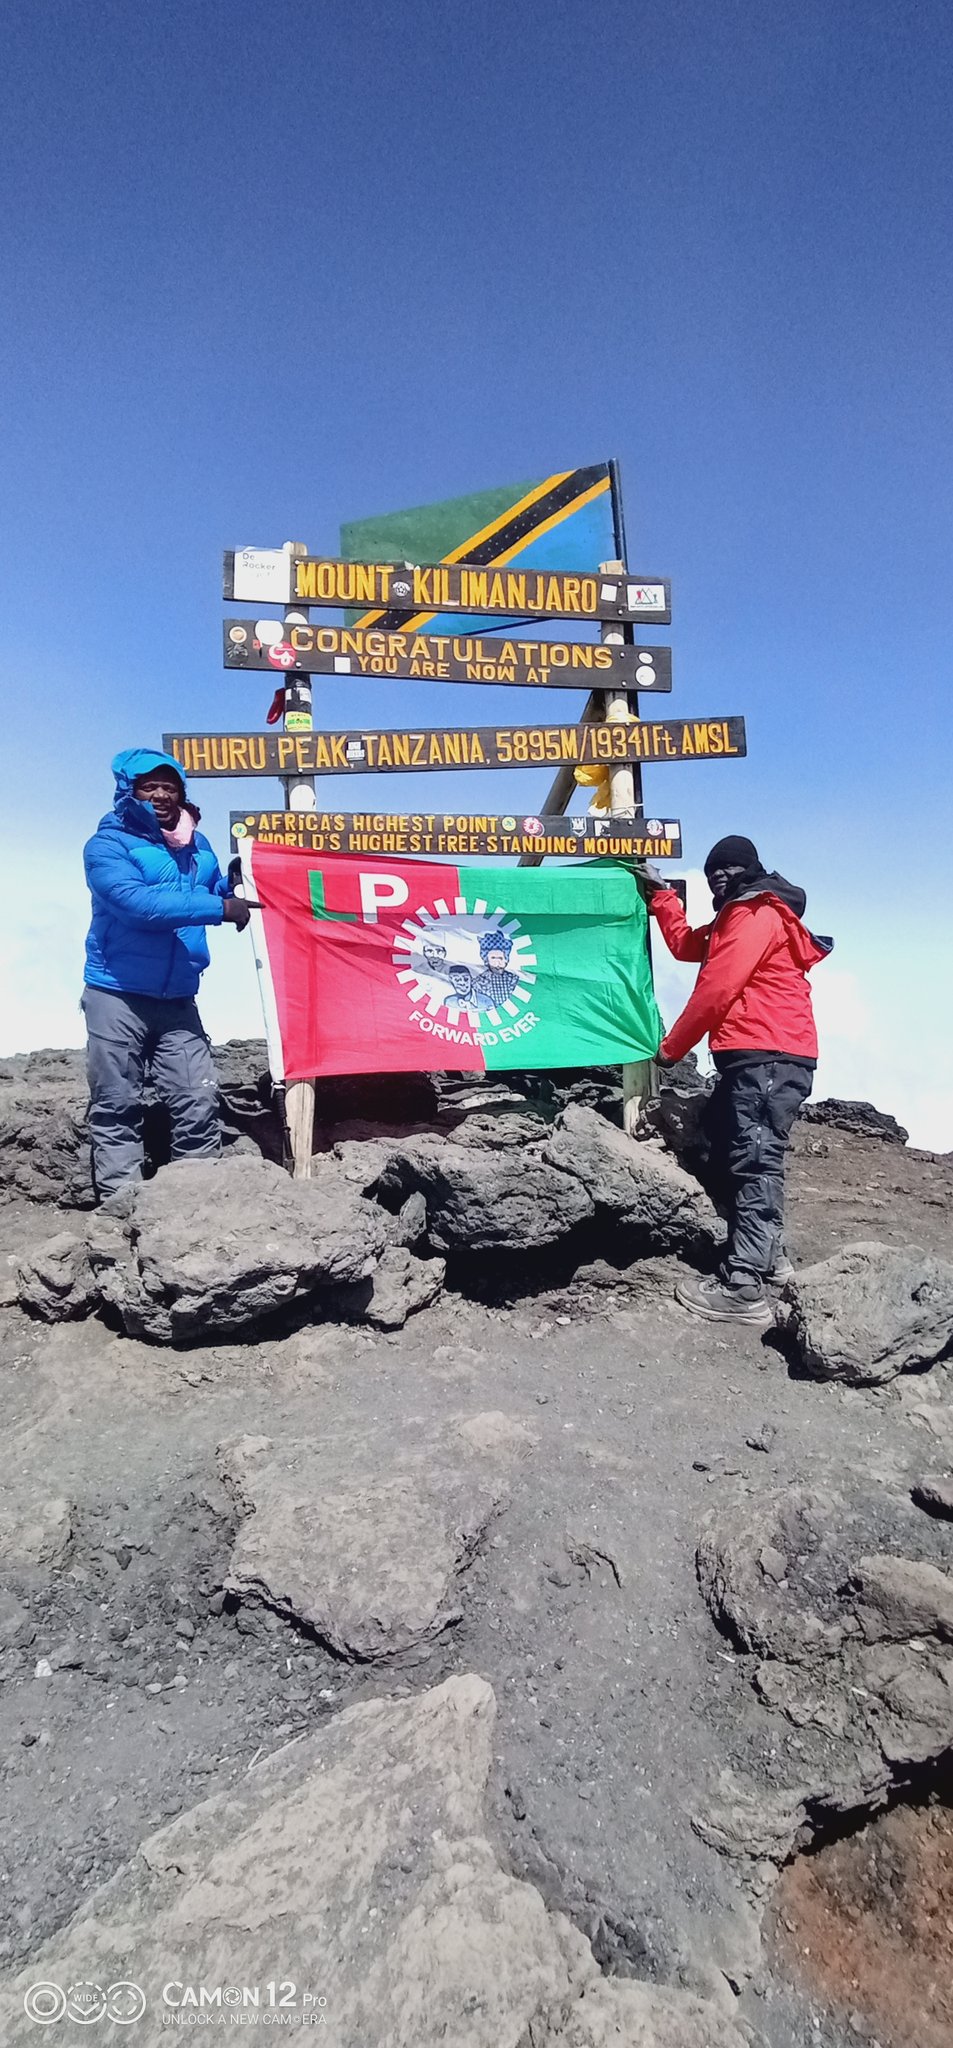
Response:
[802,1096,909,1144]
[89,1155,387,1342]
[348,1244,446,1329]
[218,1415,518,1657]
[776,1240,953,1383]
[0,1674,745,2047]
[336,1126,594,1253]
[0,1495,73,1569]
[17,1231,97,1321]
[912,1477,953,1520]
[542,1104,721,1255]
[695,1482,953,1865]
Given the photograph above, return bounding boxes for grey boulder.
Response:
[218,1414,523,1658]
[776,1239,953,1382]
[91,1155,387,1342]
[543,1104,721,1254]
[0,1675,745,2048]
[333,1243,446,1329]
[337,1126,593,1252]
[695,1482,953,1865]
[17,1231,98,1321]
[0,1495,73,1569]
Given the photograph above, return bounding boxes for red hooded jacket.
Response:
[651,883,830,1064]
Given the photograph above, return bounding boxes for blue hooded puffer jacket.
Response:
[84,749,228,999]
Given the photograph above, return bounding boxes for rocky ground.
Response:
[0,1046,951,2046]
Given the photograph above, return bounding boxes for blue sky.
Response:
[2,1,951,1143]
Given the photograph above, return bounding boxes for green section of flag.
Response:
[458,864,662,1070]
[341,481,538,570]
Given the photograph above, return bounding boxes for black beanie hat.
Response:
[704,834,760,876]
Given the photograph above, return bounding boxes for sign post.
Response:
[215,471,744,1176]
[595,561,655,1131]
[282,544,316,1174]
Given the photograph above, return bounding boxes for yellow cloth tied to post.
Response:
[573,761,612,812]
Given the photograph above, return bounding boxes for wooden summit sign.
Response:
[164,719,743,779]
[223,550,671,624]
[223,620,672,692]
[230,810,684,860]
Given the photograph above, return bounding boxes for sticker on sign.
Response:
[226,549,294,603]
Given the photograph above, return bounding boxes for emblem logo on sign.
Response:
[267,641,297,669]
[522,816,543,835]
[393,902,537,1033]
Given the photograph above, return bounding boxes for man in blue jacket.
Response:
[82,748,249,1202]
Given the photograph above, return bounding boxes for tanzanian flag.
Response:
[245,844,661,1083]
[340,466,619,637]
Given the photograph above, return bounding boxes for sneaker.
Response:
[674,1272,774,1327]
[768,1254,796,1288]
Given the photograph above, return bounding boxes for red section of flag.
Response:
[250,844,485,1081]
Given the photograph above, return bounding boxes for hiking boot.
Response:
[674,1272,773,1327]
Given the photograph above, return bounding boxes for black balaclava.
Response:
[704,835,771,909]
[704,835,761,879]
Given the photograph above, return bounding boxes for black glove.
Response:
[221,895,251,930]
[633,858,665,897]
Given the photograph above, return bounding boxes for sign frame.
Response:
[223,620,672,692]
[229,810,684,860]
[224,550,671,624]
[163,718,745,779]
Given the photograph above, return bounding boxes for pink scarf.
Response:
[161,811,196,850]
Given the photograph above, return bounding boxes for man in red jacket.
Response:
[645,835,831,1326]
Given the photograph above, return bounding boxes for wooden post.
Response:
[597,561,656,1133]
[281,543,316,1177]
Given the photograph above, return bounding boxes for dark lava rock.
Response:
[802,1097,909,1145]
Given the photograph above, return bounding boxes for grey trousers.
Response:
[82,987,221,1198]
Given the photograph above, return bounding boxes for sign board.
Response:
[230,810,683,860]
[163,718,744,778]
[224,553,671,624]
[223,620,672,692]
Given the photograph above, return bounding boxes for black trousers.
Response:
[697,1054,814,1281]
